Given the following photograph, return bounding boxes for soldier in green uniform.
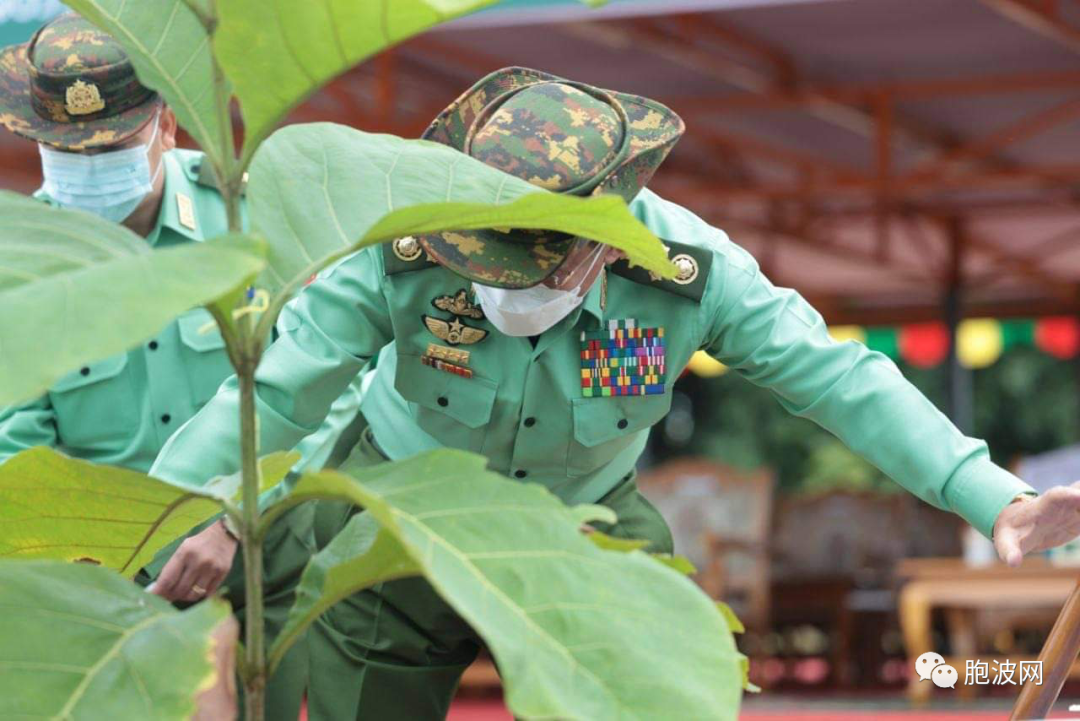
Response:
[149,67,1080,719]
[0,14,362,720]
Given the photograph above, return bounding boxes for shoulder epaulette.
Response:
[193,158,248,196]
[383,236,440,275]
[609,238,712,302]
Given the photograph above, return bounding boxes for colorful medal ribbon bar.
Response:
[421,354,473,379]
[580,320,666,397]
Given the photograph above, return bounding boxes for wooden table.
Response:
[897,557,1079,704]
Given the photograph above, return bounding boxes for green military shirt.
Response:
[150,188,1034,538]
[0,148,361,475]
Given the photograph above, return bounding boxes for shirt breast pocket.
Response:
[567,393,671,477]
[49,354,138,450]
[394,353,497,453]
[177,309,234,408]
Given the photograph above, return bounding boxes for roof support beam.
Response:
[661,70,1080,113]
[903,94,1080,181]
[665,163,1080,202]
[979,0,1080,54]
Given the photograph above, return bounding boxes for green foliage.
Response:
[3,1,740,718]
[0,560,230,721]
[269,513,419,672]
[973,347,1079,464]
[61,0,227,171]
[215,0,503,162]
[266,451,743,720]
[799,438,898,496]
[669,347,1079,494]
[0,447,295,575]
[0,193,264,405]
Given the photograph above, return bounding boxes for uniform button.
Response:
[437,396,449,407]
[617,419,629,429]
[514,470,527,479]
[148,341,159,350]
[79,367,90,376]
[161,414,172,424]
[523,417,536,428]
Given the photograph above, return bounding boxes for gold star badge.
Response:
[422,315,488,346]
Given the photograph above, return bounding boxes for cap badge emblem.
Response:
[65,80,105,116]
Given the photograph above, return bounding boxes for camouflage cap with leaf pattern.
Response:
[419,66,685,289]
[0,12,161,151]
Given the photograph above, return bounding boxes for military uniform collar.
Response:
[149,150,204,246]
[581,271,605,324]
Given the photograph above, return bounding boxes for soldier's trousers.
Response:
[306,428,674,721]
[138,503,315,721]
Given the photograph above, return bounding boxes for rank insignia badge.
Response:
[426,343,470,366]
[423,289,489,346]
[432,289,485,320]
[421,354,473,379]
[580,320,666,397]
[422,315,488,346]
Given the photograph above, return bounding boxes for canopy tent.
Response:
[2,0,1079,333]
[456,0,828,27]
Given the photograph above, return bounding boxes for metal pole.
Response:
[944,217,974,432]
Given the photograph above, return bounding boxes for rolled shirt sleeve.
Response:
[0,396,59,466]
[149,247,393,489]
[701,236,1034,539]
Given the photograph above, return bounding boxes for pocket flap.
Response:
[51,354,129,393]
[572,392,670,448]
[177,309,227,352]
[394,353,497,429]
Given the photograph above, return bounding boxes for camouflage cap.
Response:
[0,12,161,151]
[419,66,685,289]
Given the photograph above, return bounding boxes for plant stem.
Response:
[238,350,265,721]
[206,2,265,717]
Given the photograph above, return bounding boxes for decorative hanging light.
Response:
[865,327,900,360]
[828,325,867,344]
[899,322,951,368]
[957,319,1003,369]
[1035,317,1080,359]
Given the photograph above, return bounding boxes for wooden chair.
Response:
[638,458,775,633]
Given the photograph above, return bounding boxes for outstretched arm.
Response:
[148,248,393,601]
[701,235,1045,553]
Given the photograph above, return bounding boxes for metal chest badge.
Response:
[421,289,487,378]
[580,320,666,397]
[422,288,489,347]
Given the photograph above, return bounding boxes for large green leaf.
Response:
[0,448,294,575]
[0,560,230,720]
[62,0,228,171]
[269,451,743,719]
[247,123,675,303]
[268,512,419,671]
[214,0,495,163]
[0,193,265,405]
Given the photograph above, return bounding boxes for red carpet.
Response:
[445,701,1012,720]
[306,699,1012,720]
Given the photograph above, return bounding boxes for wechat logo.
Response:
[915,652,958,689]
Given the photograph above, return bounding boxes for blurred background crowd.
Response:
[5,0,1080,717]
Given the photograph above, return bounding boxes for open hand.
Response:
[151,521,238,602]
[993,486,1080,566]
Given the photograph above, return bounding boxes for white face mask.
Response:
[475,243,607,337]
[39,115,162,223]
